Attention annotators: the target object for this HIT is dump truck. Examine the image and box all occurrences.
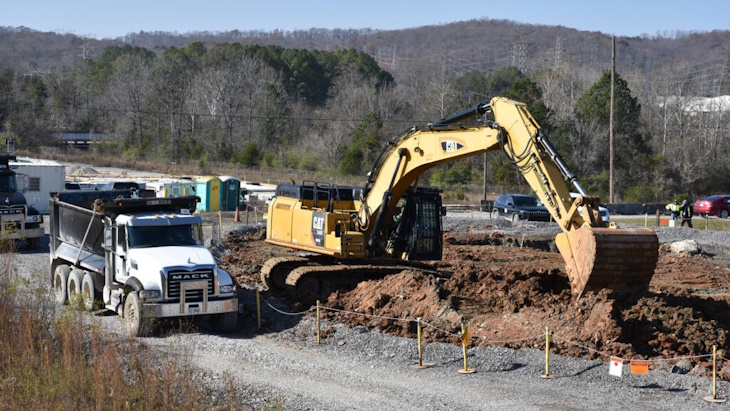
[0,152,44,249]
[263,97,659,302]
[49,190,238,336]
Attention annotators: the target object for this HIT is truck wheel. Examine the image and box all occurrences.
[123,291,148,337]
[491,209,499,219]
[67,269,83,307]
[511,213,520,223]
[27,237,41,250]
[81,273,97,311]
[721,210,729,219]
[212,312,238,333]
[54,265,70,305]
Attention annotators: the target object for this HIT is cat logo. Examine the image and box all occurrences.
[311,212,326,247]
[312,216,325,230]
[441,141,463,153]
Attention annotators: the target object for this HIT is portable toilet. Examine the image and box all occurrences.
[195,176,221,212]
[219,176,241,211]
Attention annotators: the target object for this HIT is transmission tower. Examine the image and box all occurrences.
[551,37,565,69]
[512,29,532,73]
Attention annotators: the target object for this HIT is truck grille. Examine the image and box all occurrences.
[526,210,551,221]
[0,205,24,214]
[0,206,24,232]
[167,269,214,301]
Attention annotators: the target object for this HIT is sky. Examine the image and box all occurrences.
[2,0,729,39]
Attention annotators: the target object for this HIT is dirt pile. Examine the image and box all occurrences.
[221,229,730,376]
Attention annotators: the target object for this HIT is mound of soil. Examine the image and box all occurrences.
[221,229,730,376]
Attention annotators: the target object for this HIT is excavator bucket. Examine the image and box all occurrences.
[555,226,659,299]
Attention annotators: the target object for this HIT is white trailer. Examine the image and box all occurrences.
[147,178,197,198]
[11,157,66,214]
[240,182,276,204]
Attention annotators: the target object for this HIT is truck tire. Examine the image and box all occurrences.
[123,291,148,337]
[67,269,83,307]
[27,237,41,250]
[81,272,97,311]
[511,213,520,223]
[53,265,70,305]
[212,312,238,333]
[491,209,499,219]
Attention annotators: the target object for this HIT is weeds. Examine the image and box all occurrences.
[0,243,276,410]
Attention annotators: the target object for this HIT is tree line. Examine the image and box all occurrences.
[1,39,729,203]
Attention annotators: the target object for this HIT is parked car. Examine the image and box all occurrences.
[693,195,730,218]
[570,193,610,223]
[491,193,551,222]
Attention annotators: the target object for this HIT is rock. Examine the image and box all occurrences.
[669,240,701,255]
[671,358,693,374]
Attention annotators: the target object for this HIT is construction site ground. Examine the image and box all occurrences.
[220,213,730,380]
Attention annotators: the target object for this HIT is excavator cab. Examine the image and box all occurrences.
[385,187,443,261]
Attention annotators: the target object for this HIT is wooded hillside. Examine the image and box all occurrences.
[1,19,729,201]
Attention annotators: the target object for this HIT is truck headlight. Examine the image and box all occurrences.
[139,290,161,300]
[219,285,234,294]
[26,214,43,223]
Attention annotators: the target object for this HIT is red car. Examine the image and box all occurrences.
[693,195,730,218]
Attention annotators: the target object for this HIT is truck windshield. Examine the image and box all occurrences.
[127,224,203,248]
[0,174,17,192]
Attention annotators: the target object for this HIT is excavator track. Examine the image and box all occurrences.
[261,256,428,306]
[260,256,312,290]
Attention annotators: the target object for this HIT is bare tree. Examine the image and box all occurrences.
[109,53,151,150]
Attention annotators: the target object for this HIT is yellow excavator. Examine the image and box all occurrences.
[263,97,658,302]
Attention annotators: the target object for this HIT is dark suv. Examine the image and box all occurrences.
[491,194,551,222]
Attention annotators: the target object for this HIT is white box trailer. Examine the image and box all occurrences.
[147,178,197,198]
[240,182,276,204]
[12,157,66,214]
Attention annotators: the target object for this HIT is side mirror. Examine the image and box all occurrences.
[441,206,447,216]
[104,228,113,250]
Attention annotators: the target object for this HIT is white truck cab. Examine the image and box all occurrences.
[50,191,238,336]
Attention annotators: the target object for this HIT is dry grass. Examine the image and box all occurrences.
[0,238,273,410]
[34,149,360,188]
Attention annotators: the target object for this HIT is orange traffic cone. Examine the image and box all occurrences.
[234,206,240,223]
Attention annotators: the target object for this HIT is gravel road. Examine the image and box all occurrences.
[16,214,730,410]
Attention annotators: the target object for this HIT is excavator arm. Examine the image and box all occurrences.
[361,97,658,298]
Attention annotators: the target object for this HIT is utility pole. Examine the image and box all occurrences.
[483,153,487,203]
[609,36,615,203]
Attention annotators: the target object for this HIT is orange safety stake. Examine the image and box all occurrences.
[458,323,475,374]
[704,345,727,403]
[234,206,240,222]
[411,318,433,369]
[540,325,554,379]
